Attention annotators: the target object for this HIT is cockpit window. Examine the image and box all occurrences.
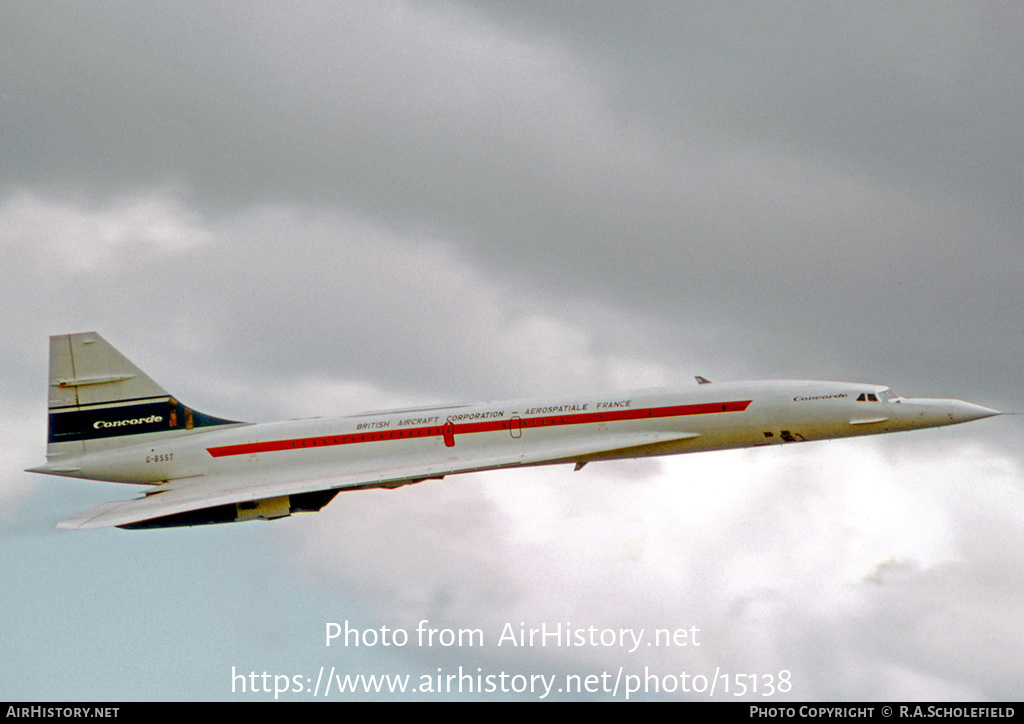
[878,389,898,402]
[858,389,897,402]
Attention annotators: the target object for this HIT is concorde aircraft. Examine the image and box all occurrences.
[27,332,1000,530]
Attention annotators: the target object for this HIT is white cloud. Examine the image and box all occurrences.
[0,401,45,522]
[284,435,1024,699]
[0,190,212,273]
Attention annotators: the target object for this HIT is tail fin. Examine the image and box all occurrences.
[45,332,240,459]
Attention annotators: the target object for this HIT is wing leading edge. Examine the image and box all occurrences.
[57,430,701,529]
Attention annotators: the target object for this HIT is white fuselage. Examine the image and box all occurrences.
[49,380,998,487]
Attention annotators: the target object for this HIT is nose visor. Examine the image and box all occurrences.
[906,398,1001,427]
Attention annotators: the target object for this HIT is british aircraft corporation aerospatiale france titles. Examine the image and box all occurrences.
[27,333,1001,530]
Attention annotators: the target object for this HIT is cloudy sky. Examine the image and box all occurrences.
[2,0,1022,701]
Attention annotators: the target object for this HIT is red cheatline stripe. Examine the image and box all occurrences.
[206,400,752,458]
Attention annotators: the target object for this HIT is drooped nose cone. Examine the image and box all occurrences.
[948,400,1001,424]
[901,398,1002,429]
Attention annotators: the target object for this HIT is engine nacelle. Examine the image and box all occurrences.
[236,495,291,522]
[118,489,340,529]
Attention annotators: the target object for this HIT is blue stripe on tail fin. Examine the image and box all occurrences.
[46,332,240,458]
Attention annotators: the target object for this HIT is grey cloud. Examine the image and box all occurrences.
[4,3,1021,405]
